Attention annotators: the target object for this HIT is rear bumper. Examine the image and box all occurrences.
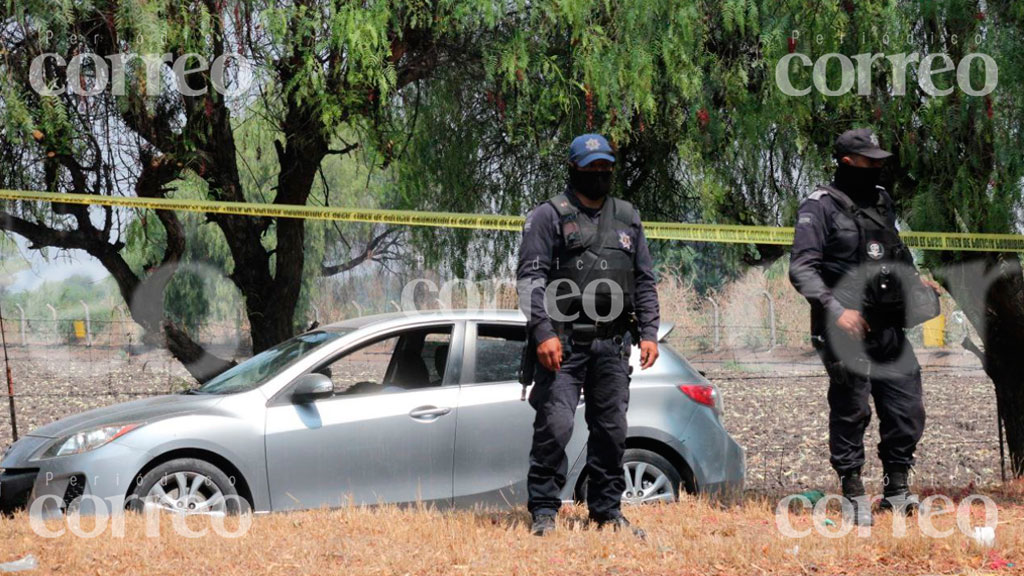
[684,408,746,496]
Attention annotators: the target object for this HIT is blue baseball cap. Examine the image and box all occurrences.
[568,133,616,167]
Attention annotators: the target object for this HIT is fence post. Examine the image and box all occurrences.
[14,304,25,346]
[707,297,720,352]
[116,306,130,357]
[311,304,320,324]
[116,306,128,346]
[46,303,57,344]
[79,300,92,347]
[761,291,777,350]
[351,301,363,317]
[390,300,402,312]
[0,302,19,441]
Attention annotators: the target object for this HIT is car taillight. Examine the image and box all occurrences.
[678,384,715,407]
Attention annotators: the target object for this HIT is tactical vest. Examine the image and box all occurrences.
[547,192,636,323]
[816,185,909,323]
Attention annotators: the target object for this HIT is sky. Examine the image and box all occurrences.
[2,235,111,293]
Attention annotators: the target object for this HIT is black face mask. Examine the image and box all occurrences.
[834,162,882,204]
[569,168,613,200]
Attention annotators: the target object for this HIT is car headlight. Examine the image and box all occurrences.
[39,424,141,459]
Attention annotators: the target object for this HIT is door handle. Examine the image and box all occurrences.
[409,406,452,420]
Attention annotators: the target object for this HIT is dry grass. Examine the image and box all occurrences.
[2,489,1023,575]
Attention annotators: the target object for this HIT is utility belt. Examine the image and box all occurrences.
[518,314,641,401]
[554,315,638,345]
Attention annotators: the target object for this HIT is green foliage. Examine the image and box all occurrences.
[4,274,120,330]
[3,0,1022,339]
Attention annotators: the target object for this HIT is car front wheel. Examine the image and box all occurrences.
[128,458,248,515]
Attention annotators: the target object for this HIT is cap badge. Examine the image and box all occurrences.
[585,138,601,151]
[869,133,879,147]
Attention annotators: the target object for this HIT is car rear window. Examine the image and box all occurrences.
[472,324,526,384]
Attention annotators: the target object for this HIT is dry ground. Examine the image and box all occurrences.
[1,490,1023,575]
[696,346,1002,493]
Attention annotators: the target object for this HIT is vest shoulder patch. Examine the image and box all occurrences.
[611,198,635,226]
[547,193,576,218]
[807,188,829,201]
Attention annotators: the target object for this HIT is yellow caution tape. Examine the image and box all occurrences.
[2,189,1023,252]
[0,189,526,232]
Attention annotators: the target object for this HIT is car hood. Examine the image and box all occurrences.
[26,393,221,439]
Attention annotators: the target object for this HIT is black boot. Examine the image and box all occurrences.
[880,466,919,515]
[589,513,647,540]
[530,512,556,537]
[839,468,873,526]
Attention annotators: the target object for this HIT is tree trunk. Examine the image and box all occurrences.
[93,243,236,383]
[936,252,1024,476]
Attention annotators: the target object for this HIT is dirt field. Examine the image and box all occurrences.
[0,344,1002,494]
[692,346,1002,494]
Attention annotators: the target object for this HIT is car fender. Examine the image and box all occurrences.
[564,425,706,498]
[626,425,706,489]
[123,414,269,511]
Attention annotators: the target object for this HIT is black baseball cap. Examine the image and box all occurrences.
[834,128,893,160]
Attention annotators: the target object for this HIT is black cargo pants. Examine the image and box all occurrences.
[527,330,632,520]
[815,324,925,474]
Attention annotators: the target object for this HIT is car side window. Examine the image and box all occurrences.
[312,325,453,396]
[472,324,526,384]
[420,332,452,386]
[312,336,400,395]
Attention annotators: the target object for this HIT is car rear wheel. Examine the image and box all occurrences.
[576,448,682,505]
[128,458,248,515]
[621,449,681,505]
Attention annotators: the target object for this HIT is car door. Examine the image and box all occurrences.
[264,322,463,511]
[452,321,588,507]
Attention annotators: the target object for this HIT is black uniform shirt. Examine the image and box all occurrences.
[789,184,914,330]
[516,190,660,344]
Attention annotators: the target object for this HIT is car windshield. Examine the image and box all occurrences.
[197,330,347,395]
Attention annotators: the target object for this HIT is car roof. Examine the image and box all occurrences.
[321,309,527,332]
[320,309,675,342]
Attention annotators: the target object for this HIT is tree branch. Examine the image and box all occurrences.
[322,228,402,277]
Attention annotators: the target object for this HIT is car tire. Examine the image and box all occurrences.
[128,458,248,515]
[577,448,683,506]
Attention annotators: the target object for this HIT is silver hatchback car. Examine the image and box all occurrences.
[0,310,744,517]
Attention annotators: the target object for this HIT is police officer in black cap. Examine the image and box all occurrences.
[517,133,660,537]
[790,128,941,526]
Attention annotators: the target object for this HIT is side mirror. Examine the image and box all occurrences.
[291,373,334,403]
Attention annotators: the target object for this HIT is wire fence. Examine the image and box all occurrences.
[1,314,248,351]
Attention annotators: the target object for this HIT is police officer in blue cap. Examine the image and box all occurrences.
[516,134,661,537]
